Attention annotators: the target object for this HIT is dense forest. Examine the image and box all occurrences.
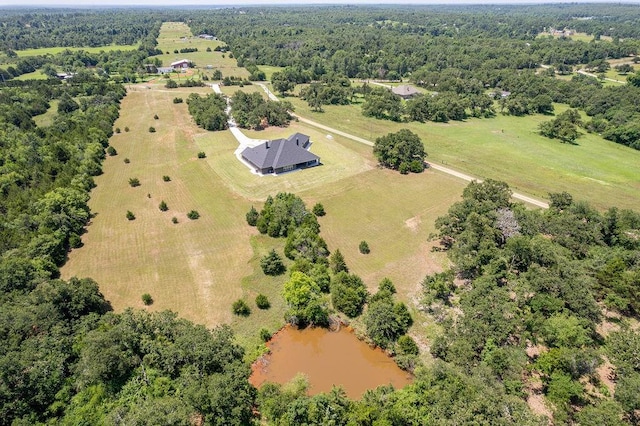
[1,4,640,424]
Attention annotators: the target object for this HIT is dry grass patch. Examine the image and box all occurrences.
[61,84,254,327]
[154,22,249,79]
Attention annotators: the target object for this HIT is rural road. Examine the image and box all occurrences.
[254,84,549,208]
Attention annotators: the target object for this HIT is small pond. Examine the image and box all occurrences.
[250,326,412,399]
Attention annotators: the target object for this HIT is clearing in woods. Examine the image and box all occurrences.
[61,78,464,346]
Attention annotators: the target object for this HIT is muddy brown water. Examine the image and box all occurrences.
[249,326,412,399]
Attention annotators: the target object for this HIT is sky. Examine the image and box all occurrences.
[0,0,636,6]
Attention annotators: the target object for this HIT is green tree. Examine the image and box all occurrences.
[256,294,270,309]
[283,271,328,326]
[359,240,370,254]
[159,201,168,211]
[246,206,259,226]
[261,249,286,276]
[329,249,348,274]
[330,272,368,318]
[312,203,326,217]
[373,129,426,172]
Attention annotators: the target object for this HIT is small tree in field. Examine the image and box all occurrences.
[148,126,156,133]
[162,175,171,182]
[256,294,270,309]
[115,127,121,133]
[312,203,326,217]
[106,146,117,156]
[128,177,140,187]
[261,249,286,276]
[159,201,168,211]
[153,114,159,120]
[232,299,251,316]
[259,328,272,342]
[124,158,130,164]
[124,126,130,132]
[359,240,370,254]
[187,210,200,220]
[246,206,259,226]
[141,293,153,305]
[197,151,206,159]
[171,217,178,224]
[126,210,136,220]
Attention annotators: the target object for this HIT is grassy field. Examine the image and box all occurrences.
[15,44,138,57]
[61,81,463,353]
[15,69,48,80]
[283,94,640,211]
[258,65,284,81]
[153,22,249,79]
[33,100,59,127]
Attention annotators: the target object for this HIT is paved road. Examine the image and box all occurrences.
[256,83,550,208]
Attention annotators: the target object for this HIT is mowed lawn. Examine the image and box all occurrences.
[153,22,249,79]
[285,95,640,211]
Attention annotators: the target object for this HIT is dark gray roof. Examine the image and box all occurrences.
[241,134,319,170]
[286,132,310,148]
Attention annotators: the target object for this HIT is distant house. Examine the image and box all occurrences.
[198,34,216,40]
[391,84,420,99]
[241,133,320,175]
[171,59,190,69]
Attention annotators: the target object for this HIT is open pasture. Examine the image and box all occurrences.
[15,44,138,57]
[285,95,640,211]
[154,22,249,79]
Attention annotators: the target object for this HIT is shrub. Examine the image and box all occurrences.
[261,249,286,276]
[173,97,183,104]
[232,299,251,316]
[162,175,171,182]
[126,210,136,220]
[124,158,130,164]
[165,79,178,89]
[124,126,130,132]
[359,240,370,254]
[106,146,117,156]
[153,114,159,120]
[141,293,153,305]
[159,201,168,211]
[246,206,258,226]
[128,177,140,187]
[256,294,270,309]
[397,335,419,355]
[259,328,271,342]
[171,217,178,224]
[409,160,425,173]
[187,210,200,220]
[206,46,212,52]
[197,151,206,159]
[115,127,121,133]
[312,202,326,217]
[148,126,156,133]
